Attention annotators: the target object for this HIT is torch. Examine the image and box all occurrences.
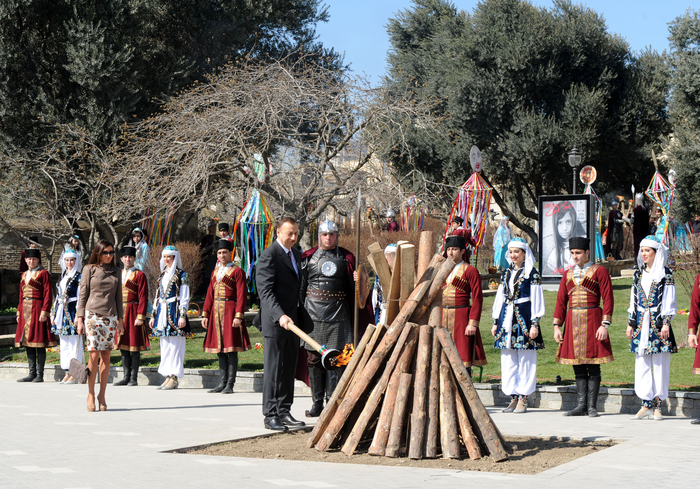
[285,321,353,370]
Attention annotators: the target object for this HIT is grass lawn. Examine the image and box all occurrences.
[2,277,699,389]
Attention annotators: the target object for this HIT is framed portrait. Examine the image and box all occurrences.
[538,194,597,280]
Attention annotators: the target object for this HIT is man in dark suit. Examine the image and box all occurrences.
[256,217,312,431]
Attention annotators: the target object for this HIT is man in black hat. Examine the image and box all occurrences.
[19,236,41,273]
[442,235,486,373]
[219,223,233,241]
[114,246,150,386]
[552,236,614,417]
[15,248,57,382]
[448,217,477,254]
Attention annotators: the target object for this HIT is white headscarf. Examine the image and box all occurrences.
[160,245,182,290]
[505,238,536,279]
[61,248,82,276]
[637,235,667,282]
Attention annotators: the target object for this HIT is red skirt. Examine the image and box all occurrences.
[555,306,613,365]
[693,347,700,375]
[115,303,150,352]
[202,301,251,353]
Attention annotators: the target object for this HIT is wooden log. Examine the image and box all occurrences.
[417,231,435,282]
[452,376,482,460]
[409,258,456,323]
[368,242,383,253]
[343,323,419,456]
[314,255,444,452]
[408,324,432,459]
[307,324,377,448]
[349,323,385,391]
[367,249,392,296]
[439,352,461,459]
[385,244,403,324]
[424,330,441,458]
[368,371,400,455]
[435,327,509,462]
[385,373,413,458]
[399,244,415,310]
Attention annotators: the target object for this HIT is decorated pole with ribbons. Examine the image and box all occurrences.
[580,165,605,261]
[645,150,675,247]
[400,194,425,232]
[142,207,177,246]
[232,189,275,293]
[442,146,492,250]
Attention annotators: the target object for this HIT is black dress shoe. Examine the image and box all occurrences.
[264,417,289,431]
[279,414,306,427]
[691,419,700,425]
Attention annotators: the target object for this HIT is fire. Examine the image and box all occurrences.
[331,343,355,367]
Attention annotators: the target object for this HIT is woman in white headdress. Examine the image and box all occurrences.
[51,248,83,384]
[627,235,677,421]
[149,245,190,390]
[128,228,150,271]
[491,237,545,414]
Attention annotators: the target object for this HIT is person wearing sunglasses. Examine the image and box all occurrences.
[76,240,124,412]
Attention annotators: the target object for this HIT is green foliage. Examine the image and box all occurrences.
[668,9,700,221]
[0,0,331,148]
[384,0,670,237]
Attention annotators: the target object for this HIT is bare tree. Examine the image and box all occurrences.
[112,51,437,245]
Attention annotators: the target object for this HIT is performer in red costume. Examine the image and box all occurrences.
[686,272,700,424]
[15,248,56,383]
[201,239,250,394]
[114,246,150,386]
[441,235,486,374]
[553,237,614,417]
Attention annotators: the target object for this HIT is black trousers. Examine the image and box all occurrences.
[262,335,299,421]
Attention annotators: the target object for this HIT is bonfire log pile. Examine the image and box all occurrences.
[307,232,509,462]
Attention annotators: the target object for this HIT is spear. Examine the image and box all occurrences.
[354,186,361,346]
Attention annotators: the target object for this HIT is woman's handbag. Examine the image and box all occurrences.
[68,358,89,384]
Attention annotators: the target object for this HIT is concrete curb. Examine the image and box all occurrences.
[3,362,700,417]
[0,362,311,396]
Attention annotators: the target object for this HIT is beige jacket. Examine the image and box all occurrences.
[77,264,124,318]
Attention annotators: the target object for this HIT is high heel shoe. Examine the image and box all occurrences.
[87,394,96,412]
[98,395,107,411]
[653,409,663,421]
[630,407,653,420]
[157,375,171,390]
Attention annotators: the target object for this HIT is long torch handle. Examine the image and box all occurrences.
[286,321,324,353]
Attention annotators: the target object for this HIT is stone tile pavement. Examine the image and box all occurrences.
[0,379,697,489]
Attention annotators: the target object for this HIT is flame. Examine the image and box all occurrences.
[331,343,355,367]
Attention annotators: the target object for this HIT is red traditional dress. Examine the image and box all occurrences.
[442,261,486,367]
[553,263,614,365]
[14,267,57,348]
[452,227,477,248]
[115,267,150,352]
[688,274,700,374]
[201,264,251,353]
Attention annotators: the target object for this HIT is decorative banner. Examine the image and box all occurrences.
[232,189,275,293]
[443,172,492,248]
[645,171,675,247]
[579,165,597,185]
[400,194,424,232]
[470,145,483,173]
[142,207,176,246]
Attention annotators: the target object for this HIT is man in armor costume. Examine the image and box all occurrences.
[385,209,400,232]
[300,219,357,417]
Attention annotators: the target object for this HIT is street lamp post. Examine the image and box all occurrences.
[568,147,582,194]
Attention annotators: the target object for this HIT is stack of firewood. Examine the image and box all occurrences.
[306,232,508,462]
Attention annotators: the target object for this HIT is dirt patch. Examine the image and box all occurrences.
[179,429,616,474]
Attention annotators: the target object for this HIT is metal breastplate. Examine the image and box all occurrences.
[304,248,350,322]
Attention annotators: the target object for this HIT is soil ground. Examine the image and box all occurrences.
[181,429,617,474]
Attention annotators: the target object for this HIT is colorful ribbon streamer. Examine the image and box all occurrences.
[400,194,424,232]
[232,189,275,293]
[443,172,492,248]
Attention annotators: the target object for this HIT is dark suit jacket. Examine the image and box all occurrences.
[255,240,313,338]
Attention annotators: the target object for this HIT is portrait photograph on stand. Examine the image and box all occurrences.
[538,194,597,279]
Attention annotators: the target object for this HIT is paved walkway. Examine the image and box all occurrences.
[0,379,696,489]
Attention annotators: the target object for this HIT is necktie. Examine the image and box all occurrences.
[287,250,298,277]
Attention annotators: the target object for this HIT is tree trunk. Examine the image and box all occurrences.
[385,372,413,458]
[408,324,432,459]
[439,352,460,459]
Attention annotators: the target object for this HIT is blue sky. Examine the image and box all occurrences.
[315,0,695,84]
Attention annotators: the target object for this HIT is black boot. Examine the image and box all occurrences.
[129,352,140,386]
[564,377,588,416]
[208,353,228,393]
[222,352,237,394]
[32,348,46,383]
[114,351,131,385]
[305,365,325,417]
[325,367,341,401]
[18,348,37,382]
[587,376,601,417]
